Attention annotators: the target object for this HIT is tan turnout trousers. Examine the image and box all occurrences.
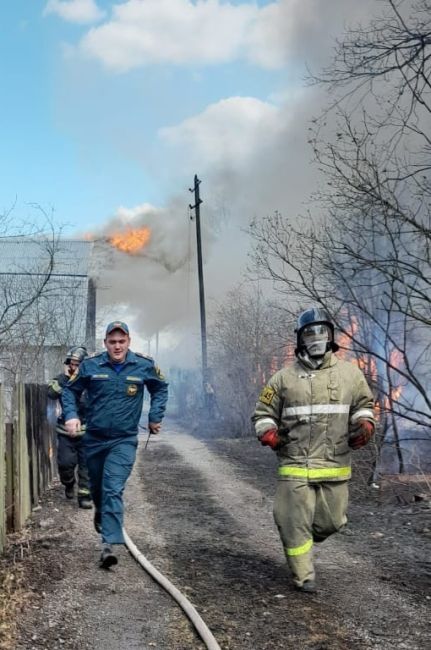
[273,479,349,587]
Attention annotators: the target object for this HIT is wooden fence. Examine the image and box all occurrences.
[0,383,57,553]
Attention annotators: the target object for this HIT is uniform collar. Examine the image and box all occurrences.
[322,351,336,368]
[99,350,137,366]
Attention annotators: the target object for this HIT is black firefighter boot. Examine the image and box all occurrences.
[93,510,102,534]
[295,580,316,594]
[64,482,75,500]
[77,489,93,509]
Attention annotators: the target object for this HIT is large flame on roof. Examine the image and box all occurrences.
[108,226,151,255]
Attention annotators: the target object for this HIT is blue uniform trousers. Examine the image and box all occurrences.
[83,434,138,544]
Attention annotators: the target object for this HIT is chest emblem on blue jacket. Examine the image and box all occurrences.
[127,384,138,396]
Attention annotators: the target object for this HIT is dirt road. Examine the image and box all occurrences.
[9,421,431,649]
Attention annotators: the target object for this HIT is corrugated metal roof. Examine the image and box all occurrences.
[0,238,93,276]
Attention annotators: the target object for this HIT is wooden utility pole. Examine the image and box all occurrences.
[189,175,208,398]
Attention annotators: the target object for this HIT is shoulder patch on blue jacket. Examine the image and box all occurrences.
[155,366,165,380]
[136,352,153,361]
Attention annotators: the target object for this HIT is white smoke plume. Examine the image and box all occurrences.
[85,197,217,362]
[74,0,379,365]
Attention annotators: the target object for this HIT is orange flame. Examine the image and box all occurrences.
[335,320,405,421]
[389,348,403,370]
[109,227,151,255]
[284,342,296,365]
[385,348,403,408]
[337,317,359,358]
[270,356,278,376]
[351,355,378,382]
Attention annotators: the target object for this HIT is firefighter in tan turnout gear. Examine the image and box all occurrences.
[252,308,375,593]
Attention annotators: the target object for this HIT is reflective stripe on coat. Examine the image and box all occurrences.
[252,353,375,481]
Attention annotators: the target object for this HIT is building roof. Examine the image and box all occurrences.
[0,238,93,276]
[0,238,95,347]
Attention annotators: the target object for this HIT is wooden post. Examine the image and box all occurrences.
[26,385,39,506]
[0,386,5,553]
[5,424,13,532]
[13,383,31,531]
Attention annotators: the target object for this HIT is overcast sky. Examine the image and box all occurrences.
[0,0,378,360]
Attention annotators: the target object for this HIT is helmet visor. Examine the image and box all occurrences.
[301,324,330,340]
[300,324,330,357]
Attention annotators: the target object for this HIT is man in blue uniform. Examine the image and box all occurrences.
[62,321,168,569]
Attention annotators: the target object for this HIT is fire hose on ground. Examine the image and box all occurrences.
[131,427,221,648]
[122,529,221,650]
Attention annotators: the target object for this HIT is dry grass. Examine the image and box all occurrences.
[378,474,431,504]
[0,536,33,650]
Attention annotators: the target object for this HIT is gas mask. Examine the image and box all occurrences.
[300,324,330,358]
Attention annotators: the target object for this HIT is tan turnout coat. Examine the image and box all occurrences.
[252,353,375,482]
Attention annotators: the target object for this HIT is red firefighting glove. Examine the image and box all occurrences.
[349,419,374,450]
[259,429,282,450]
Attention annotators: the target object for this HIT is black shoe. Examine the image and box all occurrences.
[99,547,118,569]
[94,512,102,534]
[78,496,93,509]
[64,485,75,499]
[295,580,316,593]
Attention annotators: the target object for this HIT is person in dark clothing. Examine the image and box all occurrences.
[48,346,92,509]
[62,322,168,569]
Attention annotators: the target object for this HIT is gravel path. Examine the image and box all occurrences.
[143,425,430,650]
[8,421,431,649]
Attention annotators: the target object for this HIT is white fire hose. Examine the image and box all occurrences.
[123,528,221,650]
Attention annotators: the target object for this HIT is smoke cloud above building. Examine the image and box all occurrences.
[64,0,378,363]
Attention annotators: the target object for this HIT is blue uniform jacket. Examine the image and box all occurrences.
[61,350,168,437]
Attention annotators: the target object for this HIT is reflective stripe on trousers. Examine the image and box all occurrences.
[286,538,313,556]
[274,479,349,587]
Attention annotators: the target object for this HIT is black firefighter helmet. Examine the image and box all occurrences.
[295,307,339,355]
[64,345,88,365]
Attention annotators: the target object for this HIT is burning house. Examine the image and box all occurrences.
[107,226,151,255]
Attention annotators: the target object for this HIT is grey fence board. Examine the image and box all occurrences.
[0,383,57,551]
